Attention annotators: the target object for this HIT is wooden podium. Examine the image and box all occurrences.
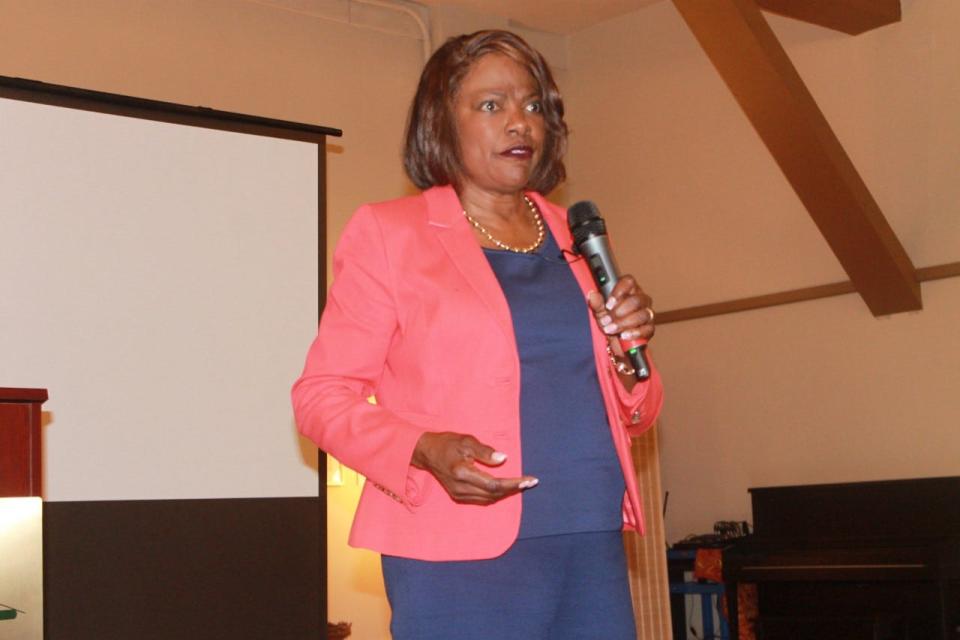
[0,387,47,497]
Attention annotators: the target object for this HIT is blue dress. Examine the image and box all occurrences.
[382,227,635,639]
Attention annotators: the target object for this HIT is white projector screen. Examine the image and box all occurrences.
[0,95,321,501]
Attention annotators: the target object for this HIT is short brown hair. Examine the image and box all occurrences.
[403,30,568,194]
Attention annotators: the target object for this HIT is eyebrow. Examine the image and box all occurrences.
[471,89,540,100]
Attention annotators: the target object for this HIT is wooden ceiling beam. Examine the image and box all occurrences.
[671,0,920,316]
[756,0,901,35]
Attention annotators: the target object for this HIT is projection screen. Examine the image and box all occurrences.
[0,83,330,502]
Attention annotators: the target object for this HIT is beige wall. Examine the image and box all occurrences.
[566,0,960,542]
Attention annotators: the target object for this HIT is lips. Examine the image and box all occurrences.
[500,145,534,159]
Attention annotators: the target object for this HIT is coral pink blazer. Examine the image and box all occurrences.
[292,185,663,561]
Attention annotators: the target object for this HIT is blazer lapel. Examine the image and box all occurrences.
[423,186,516,342]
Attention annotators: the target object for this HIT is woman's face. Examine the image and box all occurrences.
[453,53,546,197]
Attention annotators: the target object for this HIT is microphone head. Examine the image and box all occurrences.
[568,200,606,249]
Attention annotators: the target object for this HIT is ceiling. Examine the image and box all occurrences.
[414,0,663,34]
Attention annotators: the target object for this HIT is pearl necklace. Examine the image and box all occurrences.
[463,195,545,254]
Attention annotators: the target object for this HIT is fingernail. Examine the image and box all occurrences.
[605,297,617,310]
[604,323,620,334]
[491,451,507,463]
[621,329,641,340]
[599,315,612,326]
[519,478,539,489]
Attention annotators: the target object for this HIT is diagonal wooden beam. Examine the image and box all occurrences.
[756,0,901,35]
[671,0,921,316]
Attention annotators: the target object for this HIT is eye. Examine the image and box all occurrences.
[480,100,499,112]
[526,101,543,114]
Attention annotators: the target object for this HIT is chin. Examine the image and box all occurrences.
[495,172,534,193]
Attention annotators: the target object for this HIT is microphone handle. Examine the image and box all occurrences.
[579,236,651,381]
[623,339,651,381]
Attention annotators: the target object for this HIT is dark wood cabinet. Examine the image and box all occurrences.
[723,477,960,639]
[0,387,47,497]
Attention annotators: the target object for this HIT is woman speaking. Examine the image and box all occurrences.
[293,29,663,640]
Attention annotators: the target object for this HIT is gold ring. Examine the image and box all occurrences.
[645,307,655,324]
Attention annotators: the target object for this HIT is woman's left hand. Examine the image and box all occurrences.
[586,275,655,344]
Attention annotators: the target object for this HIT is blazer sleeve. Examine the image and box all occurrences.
[291,205,427,504]
[603,352,665,437]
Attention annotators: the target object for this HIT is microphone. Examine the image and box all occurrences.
[568,200,651,381]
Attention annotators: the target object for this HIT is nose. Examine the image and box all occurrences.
[506,104,531,136]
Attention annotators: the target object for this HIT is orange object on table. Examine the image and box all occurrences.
[694,548,758,640]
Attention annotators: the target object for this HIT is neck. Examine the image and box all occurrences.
[457,185,545,254]
[456,185,527,224]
